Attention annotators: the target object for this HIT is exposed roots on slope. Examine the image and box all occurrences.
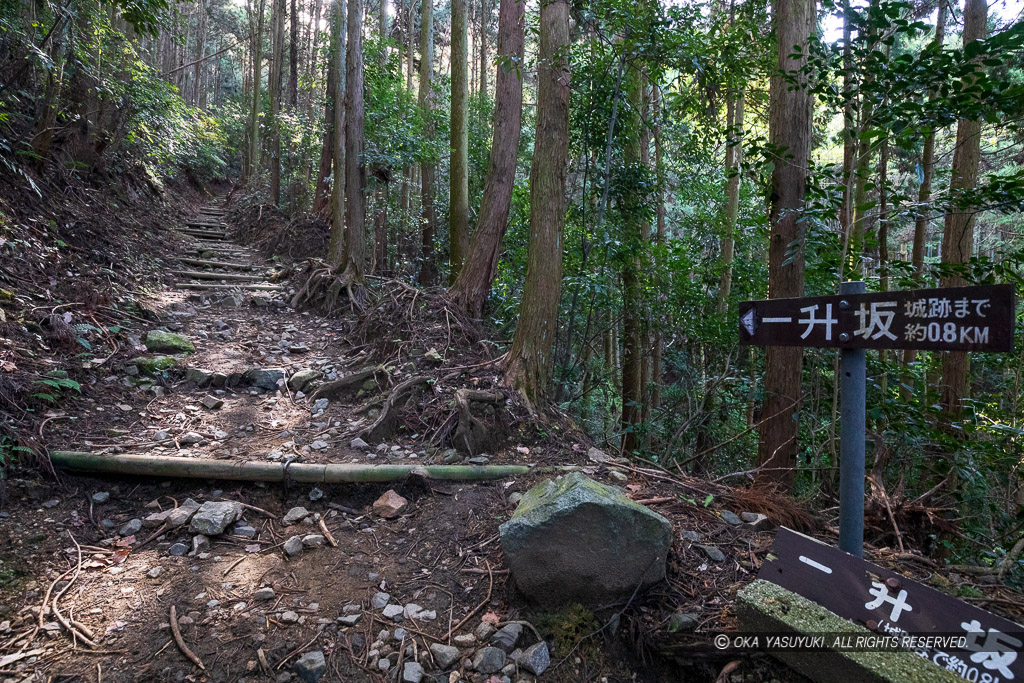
[290,259,367,314]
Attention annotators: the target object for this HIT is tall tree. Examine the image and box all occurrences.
[448,0,525,317]
[289,0,298,107]
[620,69,646,455]
[479,0,487,97]
[449,0,470,283]
[756,0,816,488]
[269,0,285,204]
[940,0,987,417]
[341,0,366,297]
[327,0,347,265]
[245,0,266,182]
[503,0,570,404]
[416,0,438,285]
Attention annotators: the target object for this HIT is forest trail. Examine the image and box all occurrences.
[2,196,773,682]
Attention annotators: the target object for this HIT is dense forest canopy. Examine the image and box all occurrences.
[3,0,1024,570]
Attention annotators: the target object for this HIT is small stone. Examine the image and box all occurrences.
[372,592,391,609]
[185,367,214,386]
[608,470,628,482]
[471,647,506,674]
[403,604,423,619]
[453,634,476,647]
[283,536,304,557]
[394,627,408,642]
[201,395,224,410]
[337,613,362,626]
[372,490,409,519]
[233,524,257,538]
[719,510,742,526]
[377,659,391,672]
[429,644,460,669]
[311,398,329,415]
[254,587,276,601]
[350,437,370,449]
[508,492,523,506]
[288,368,320,392]
[308,487,324,501]
[302,534,325,548]
[491,623,522,653]
[189,501,243,535]
[517,641,550,676]
[668,612,700,632]
[696,544,726,563]
[168,543,189,556]
[191,534,211,555]
[280,610,300,624]
[147,566,164,578]
[283,507,311,525]
[42,498,61,508]
[310,440,328,450]
[466,456,490,465]
[382,604,404,621]
[741,512,771,531]
[680,530,702,543]
[119,519,143,536]
[153,430,171,442]
[402,661,424,683]
[475,622,496,641]
[293,650,327,683]
[244,368,286,390]
[144,330,195,354]
[91,491,111,504]
[179,432,204,446]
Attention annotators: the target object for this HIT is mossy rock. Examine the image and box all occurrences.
[499,472,672,606]
[144,330,195,355]
[129,355,182,376]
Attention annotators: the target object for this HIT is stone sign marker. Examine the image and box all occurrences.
[761,528,1024,682]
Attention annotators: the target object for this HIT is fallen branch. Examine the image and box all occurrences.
[170,605,206,670]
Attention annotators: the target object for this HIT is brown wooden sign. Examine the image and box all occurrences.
[761,528,1024,681]
[739,284,1014,352]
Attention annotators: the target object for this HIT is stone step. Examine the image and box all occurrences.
[172,270,266,281]
[174,282,283,292]
[179,257,259,270]
[182,231,230,240]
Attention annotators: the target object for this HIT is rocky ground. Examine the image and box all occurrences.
[2,196,1021,683]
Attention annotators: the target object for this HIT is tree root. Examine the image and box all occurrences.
[358,375,432,442]
[308,366,378,402]
[453,388,504,455]
[291,259,366,313]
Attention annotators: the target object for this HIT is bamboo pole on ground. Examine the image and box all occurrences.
[48,451,564,483]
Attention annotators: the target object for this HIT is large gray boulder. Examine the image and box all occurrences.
[188,501,243,535]
[499,472,672,606]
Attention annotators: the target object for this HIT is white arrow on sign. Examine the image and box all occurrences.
[741,308,757,336]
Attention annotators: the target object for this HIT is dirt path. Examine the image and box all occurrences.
[0,198,794,682]
[0,198,568,683]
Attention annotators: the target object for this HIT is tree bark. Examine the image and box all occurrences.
[911,1,947,275]
[449,0,470,283]
[717,91,743,316]
[417,0,438,286]
[269,0,285,204]
[313,55,337,214]
[327,0,348,266]
[342,0,367,291]
[448,0,525,317]
[940,0,986,418]
[620,69,646,455]
[502,0,570,405]
[246,0,266,182]
[289,0,299,107]
[756,0,815,489]
[479,0,487,97]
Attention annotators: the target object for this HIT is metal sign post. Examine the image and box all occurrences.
[740,283,1014,558]
[838,281,866,556]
